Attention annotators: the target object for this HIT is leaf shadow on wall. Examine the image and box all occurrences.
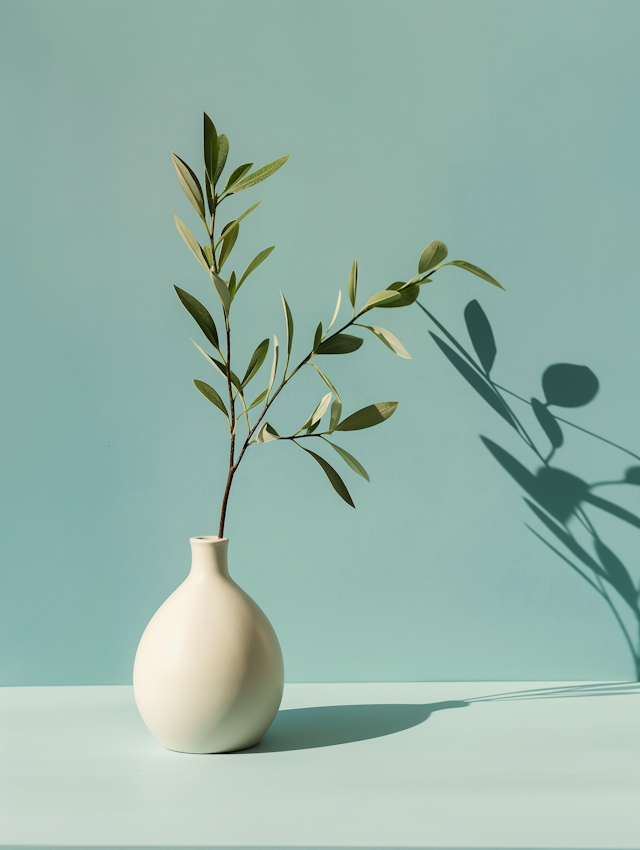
[416,299,640,682]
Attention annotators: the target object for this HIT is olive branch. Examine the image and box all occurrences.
[171,112,503,537]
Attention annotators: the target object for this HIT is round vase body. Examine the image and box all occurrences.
[133,537,284,753]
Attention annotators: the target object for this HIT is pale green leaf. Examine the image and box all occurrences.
[174,286,219,349]
[203,113,219,188]
[242,338,270,387]
[358,324,411,359]
[173,215,209,271]
[202,245,213,268]
[171,153,206,222]
[309,363,341,402]
[335,401,399,431]
[191,339,226,379]
[327,290,342,332]
[437,260,504,290]
[193,380,228,419]
[298,445,355,507]
[228,155,290,193]
[310,392,332,428]
[211,270,231,315]
[348,259,358,313]
[256,422,280,443]
[268,335,279,395]
[323,439,370,481]
[419,240,448,274]
[361,290,401,311]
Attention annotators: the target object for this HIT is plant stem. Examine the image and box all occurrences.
[216,310,366,534]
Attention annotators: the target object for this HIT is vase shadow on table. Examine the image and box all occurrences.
[240,700,469,753]
[238,681,640,754]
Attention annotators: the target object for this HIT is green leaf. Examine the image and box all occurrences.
[418,240,448,274]
[214,202,262,250]
[228,155,290,193]
[542,364,599,408]
[532,397,563,449]
[316,333,363,355]
[193,380,228,419]
[379,282,420,308]
[211,270,231,315]
[174,286,219,349]
[214,133,229,186]
[268,335,279,395]
[173,215,210,271]
[335,401,399,431]
[358,325,411,359]
[203,113,219,189]
[256,422,280,443]
[191,340,242,393]
[206,177,215,217]
[224,163,253,193]
[362,290,402,311]
[191,339,227,379]
[247,388,268,411]
[464,300,496,373]
[329,398,342,431]
[202,245,213,268]
[430,333,516,427]
[327,290,342,332]
[309,363,341,402]
[228,271,237,299]
[348,259,358,313]
[437,260,504,290]
[236,246,275,293]
[171,153,206,222]
[242,338,270,387]
[280,291,294,369]
[218,222,239,270]
[324,439,370,482]
[313,322,323,351]
[299,446,355,507]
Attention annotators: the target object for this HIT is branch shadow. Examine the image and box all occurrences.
[238,700,469,753]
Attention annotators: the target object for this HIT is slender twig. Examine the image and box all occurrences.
[216,309,369,528]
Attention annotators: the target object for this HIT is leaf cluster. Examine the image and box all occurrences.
[170,113,504,524]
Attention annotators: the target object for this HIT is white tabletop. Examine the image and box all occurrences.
[1,681,639,849]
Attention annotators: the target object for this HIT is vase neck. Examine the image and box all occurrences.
[189,537,229,579]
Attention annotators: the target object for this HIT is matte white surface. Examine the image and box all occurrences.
[1,681,639,848]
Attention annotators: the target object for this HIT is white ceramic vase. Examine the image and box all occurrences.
[133,536,284,753]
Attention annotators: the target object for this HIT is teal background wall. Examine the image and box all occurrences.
[2,0,639,685]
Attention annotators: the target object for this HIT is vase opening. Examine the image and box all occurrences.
[192,536,228,543]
